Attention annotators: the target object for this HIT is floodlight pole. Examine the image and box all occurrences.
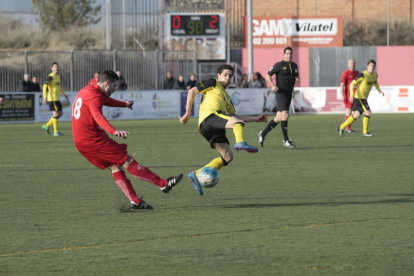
[247,0,253,76]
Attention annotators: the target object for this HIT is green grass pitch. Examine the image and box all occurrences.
[1,113,413,275]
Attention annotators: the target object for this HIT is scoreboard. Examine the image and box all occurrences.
[164,13,226,60]
[170,15,220,36]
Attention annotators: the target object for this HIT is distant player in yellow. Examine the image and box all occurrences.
[336,59,384,137]
[179,64,268,195]
[42,62,69,136]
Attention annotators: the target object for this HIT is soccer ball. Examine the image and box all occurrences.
[198,167,219,188]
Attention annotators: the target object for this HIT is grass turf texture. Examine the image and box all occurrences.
[1,113,413,275]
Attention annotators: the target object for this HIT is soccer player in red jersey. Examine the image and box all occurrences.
[340,59,359,133]
[72,70,183,210]
[88,71,100,85]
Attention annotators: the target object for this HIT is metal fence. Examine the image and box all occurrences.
[309,47,377,87]
[0,50,196,92]
[105,0,246,50]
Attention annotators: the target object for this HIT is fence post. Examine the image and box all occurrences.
[70,49,74,92]
[24,50,28,75]
[113,49,118,71]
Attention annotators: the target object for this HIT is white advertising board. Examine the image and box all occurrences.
[1,86,413,124]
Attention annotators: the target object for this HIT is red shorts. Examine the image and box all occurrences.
[76,138,129,170]
[343,91,353,109]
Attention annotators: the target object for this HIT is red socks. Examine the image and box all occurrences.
[112,171,141,204]
[126,160,167,188]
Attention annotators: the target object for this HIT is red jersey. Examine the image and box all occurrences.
[341,69,359,95]
[72,84,127,149]
[88,78,98,85]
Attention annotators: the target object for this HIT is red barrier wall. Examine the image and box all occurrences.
[242,48,310,88]
[377,46,414,86]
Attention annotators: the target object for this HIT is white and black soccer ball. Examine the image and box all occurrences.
[197,167,219,188]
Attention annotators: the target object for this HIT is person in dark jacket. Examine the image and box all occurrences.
[186,74,197,89]
[173,75,186,89]
[164,71,175,89]
[116,71,128,90]
[31,76,42,92]
[258,47,300,149]
[20,74,33,92]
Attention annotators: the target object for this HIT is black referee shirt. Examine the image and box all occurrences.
[267,60,299,92]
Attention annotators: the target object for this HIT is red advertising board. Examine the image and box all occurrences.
[245,16,343,48]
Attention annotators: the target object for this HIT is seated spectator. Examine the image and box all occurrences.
[88,71,100,85]
[173,75,186,89]
[186,74,197,89]
[248,72,266,88]
[20,74,33,92]
[31,76,42,92]
[116,70,128,90]
[164,71,175,89]
[236,74,249,88]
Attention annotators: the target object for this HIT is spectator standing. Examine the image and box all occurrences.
[20,74,33,92]
[236,74,249,88]
[186,74,197,89]
[116,71,128,90]
[31,76,42,92]
[173,75,186,89]
[164,71,175,89]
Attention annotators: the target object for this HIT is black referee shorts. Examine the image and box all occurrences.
[200,111,232,148]
[352,99,370,114]
[276,89,293,112]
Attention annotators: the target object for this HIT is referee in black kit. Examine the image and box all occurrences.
[258,46,300,148]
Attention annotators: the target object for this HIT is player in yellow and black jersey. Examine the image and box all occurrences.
[337,59,384,137]
[179,64,268,196]
[42,62,69,136]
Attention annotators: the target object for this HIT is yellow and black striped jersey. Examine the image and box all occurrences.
[349,71,381,99]
[196,78,236,132]
[43,73,66,101]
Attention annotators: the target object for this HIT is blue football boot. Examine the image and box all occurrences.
[233,141,258,153]
[188,171,203,196]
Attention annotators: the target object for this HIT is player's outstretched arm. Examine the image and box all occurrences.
[178,87,198,124]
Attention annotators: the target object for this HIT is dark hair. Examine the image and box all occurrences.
[98,70,119,83]
[217,64,234,75]
[367,59,376,66]
[254,72,263,79]
[51,62,59,67]
[284,47,293,54]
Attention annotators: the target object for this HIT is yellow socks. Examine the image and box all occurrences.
[340,116,355,130]
[233,123,244,143]
[52,117,58,134]
[363,116,370,134]
[45,117,53,128]
[195,157,224,177]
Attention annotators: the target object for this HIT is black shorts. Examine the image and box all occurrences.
[200,111,232,148]
[47,101,62,112]
[276,89,293,112]
[352,99,370,113]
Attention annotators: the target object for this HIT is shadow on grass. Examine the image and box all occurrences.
[220,196,414,209]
